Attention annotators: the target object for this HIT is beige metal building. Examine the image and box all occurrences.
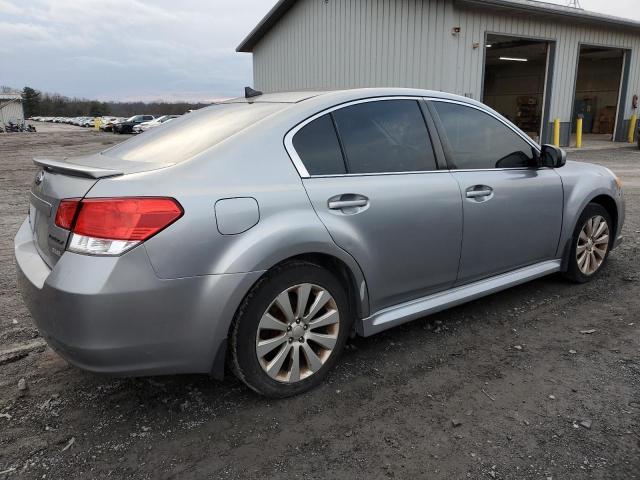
[237,0,640,146]
[0,93,24,126]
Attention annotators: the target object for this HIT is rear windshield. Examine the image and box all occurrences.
[102,103,286,163]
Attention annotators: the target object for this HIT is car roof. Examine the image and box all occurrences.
[228,87,529,148]
[221,87,485,109]
[221,91,327,104]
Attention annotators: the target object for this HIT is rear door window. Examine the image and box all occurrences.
[432,101,535,169]
[332,100,437,174]
[292,114,346,175]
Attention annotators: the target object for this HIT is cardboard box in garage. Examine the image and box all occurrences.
[594,106,617,134]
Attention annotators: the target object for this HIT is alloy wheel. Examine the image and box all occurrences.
[576,215,609,275]
[255,283,340,383]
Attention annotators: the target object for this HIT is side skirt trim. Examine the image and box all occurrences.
[358,260,561,337]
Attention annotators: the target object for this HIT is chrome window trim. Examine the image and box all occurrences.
[284,96,436,179]
[303,166,541,179]
[283,95,541,179]
[302,170,450,179]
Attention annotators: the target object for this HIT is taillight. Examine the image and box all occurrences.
[54,199,81,230]
[55,197,183,256]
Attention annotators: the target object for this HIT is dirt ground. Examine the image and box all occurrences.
[0,124,638,479]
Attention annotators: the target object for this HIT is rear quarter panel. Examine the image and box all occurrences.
[85,114,369,312]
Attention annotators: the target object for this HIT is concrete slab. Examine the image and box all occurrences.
[565,133,636,152]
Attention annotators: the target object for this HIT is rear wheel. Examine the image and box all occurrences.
[564,203,612,283]
[230,261,351,398]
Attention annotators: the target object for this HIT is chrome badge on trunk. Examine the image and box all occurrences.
[34,170,45,186]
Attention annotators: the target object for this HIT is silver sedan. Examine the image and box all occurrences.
[15,88,625,397]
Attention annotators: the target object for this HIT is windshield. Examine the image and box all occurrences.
[103,102,286,164]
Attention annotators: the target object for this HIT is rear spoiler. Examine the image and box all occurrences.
[33,158,123,179]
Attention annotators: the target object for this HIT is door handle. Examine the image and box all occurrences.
[465,189,493,199]
[327,194,369,211]
[328,199,368,209]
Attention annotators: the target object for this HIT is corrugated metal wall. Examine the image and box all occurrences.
[252,0,640,125]
[0,99,25,124]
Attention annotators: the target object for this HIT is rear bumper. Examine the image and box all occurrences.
[14,218,262,377]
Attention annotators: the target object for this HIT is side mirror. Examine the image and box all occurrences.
[539,144,567,168]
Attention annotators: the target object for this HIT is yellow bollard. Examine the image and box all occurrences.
[576,116,583,149]
[94,117,101,131]
[553,118,560,147]
[628,114,637,143]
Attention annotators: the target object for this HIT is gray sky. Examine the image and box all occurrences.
[1,0,638,102]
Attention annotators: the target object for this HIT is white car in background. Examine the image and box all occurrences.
[101,117,125,132]
[99,116,118,129]
[133,115,180,133]
[80,117,97,127]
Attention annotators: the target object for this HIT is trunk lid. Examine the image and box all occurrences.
[29,156,127,267]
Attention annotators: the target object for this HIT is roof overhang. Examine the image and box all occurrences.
[0,96,22,109]
[236,0,296,53]
[455,0,640,31]
[237,0,640,53]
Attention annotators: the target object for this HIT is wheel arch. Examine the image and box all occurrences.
[211,250,369,379]
[277,252,367,322]
[559,192,619,271]
[241,251,369,328]
[588,194,618,237]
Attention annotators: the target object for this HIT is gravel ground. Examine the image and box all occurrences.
[0,124,638,479]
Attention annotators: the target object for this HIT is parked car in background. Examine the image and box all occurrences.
[101,117,125,132]
[69,117,91,127]
[113,115,155,134]
[15,88,625,398]
[99,116,117,130]
[132,115,179,133]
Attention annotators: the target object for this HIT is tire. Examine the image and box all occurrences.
[563,203,613,283]
[230,261,351,398]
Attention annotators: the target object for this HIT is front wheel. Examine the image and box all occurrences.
[563,203,613,283]
[230,262,351,398]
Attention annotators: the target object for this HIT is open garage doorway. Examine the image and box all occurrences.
[482,34,553,143]
[571,45,625,146]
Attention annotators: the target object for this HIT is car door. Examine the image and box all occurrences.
[428,100,563,284]
[287,98,463,312]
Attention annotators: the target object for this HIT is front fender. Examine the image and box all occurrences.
[556,161,624,259]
